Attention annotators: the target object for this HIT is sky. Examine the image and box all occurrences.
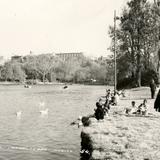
[0,0,128,59]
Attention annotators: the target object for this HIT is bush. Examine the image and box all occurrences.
[117,77,137,90]
[117,69,158,89]
[141,69,158,86]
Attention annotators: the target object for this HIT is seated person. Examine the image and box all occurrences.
[125,101,137,114]
[110,91,119,106]
[94,101,105,120]
[98,98,109,115]
[137,99,148,115]
[100,90,111,111]
[106,89,112,101]
[117,89,126,97]
[101,89,111,101]
[104,100,110,113]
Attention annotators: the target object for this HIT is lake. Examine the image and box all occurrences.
[0,84,109,160]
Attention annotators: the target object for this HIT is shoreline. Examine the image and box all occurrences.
[80,87,160,160]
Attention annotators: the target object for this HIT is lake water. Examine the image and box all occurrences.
[0,84,109,160]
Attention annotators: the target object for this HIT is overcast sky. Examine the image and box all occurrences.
[0,0,128,58]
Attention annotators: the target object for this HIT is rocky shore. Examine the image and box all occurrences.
[80,87,160,160]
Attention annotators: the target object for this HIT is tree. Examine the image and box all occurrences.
[2,61,26,82]
[12,63,26,82]
[109,0,160,87]
[23,54,58,83]
[3,62,14,81]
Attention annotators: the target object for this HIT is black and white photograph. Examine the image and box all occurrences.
[0,0,160,159]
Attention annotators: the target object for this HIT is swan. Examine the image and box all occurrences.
[39,102,45,107]
[16,111,22,118]
[40,108,49,115]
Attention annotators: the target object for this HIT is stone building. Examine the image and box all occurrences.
[55,52,84,61]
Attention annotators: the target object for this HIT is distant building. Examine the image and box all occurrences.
[55,52,84,61]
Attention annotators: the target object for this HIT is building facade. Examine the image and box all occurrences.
[55,52,84,61]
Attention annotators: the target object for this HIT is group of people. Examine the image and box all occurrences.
[94,91,149,120]
[94,89,122,120]
[94,78,160,121]
[126,79,160,115]
[70,89,123,126]
[125,99,148,116]
[71,79,160,127]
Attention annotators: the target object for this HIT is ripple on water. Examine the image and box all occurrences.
[0,84,109,160]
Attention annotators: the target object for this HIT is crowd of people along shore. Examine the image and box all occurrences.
[71,79,160,127]
[94,79,160,121]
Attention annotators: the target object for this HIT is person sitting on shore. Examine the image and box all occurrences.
[110,91,119,106]
[117,89,126,98]
[94,101,105,120]
[104,99,110,114]
[103,89,111,100]
[137,99,148,116]
[125,101,137,115]
[100,89,112,111]
[101,89,111,101]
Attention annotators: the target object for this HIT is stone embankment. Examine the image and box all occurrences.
[80,88,160,160]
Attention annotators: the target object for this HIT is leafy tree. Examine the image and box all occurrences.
[23,54,59,83]
[12,63,26,82]
[109,0,160,87]
[3,62,14,81]
[2,61,26,82]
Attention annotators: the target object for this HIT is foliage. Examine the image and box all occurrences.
[0,54,113,84]
[141,69,158,86]
[109,0,160,88]
[2,61,26,82]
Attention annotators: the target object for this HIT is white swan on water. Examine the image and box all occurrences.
[40,108,49,115]
[39,101,48,115]
[39,102,45,107]
[16,111,22,118]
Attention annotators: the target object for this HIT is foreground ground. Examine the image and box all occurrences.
[81,87,160,160]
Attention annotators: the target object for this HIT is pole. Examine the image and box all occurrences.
[114,10,117,91]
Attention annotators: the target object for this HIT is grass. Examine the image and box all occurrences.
[81,87,160,160]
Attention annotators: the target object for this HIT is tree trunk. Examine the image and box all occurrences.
[136,53,142,87]
[131,50,135,78]
[131,35,136,79]
[42,73,45,83]
[137,67,141,87]
[136,24,142,87]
